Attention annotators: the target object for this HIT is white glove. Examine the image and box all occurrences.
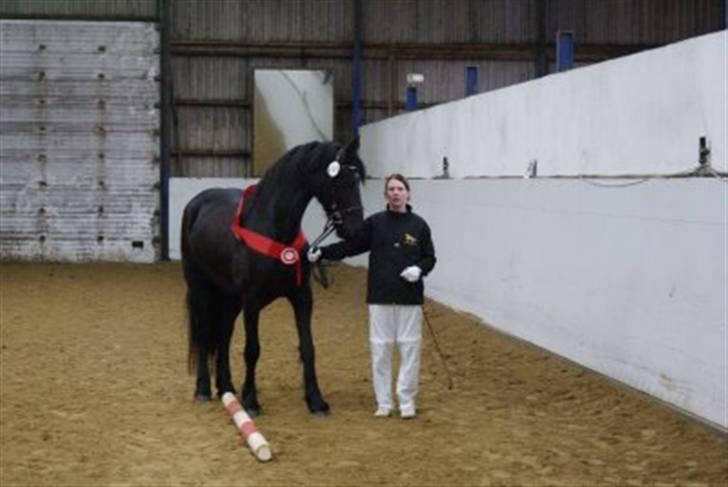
[400,265,422,283]
[307,247,322,263]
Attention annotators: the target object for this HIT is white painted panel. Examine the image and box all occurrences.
[412,179,726,430]
[253,69,334,175]
[361,31,726,178]
[0,20,159,262]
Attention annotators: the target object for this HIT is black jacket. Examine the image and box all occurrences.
[321,205,436,305]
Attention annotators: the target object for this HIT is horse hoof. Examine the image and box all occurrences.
[194,393,212,401]
[308,400,330,416]
[245,407,261,417]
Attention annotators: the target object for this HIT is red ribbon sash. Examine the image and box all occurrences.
[231,185,307,287]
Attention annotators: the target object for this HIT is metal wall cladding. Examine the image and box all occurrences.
[171,0,352,41]
[171,54,354,176]
[172,105,249,176]
[352,58,534,126]
[172,56,249,101]
[175,106,247,151]
[172,155,247,178]
[362,0,724,45]
[548,0,725,45]
[383,59,535,103]
[1,0,721,45]
[0,20,160,262]
[363,0,540,44]
[0,0,157,19]
[172,56,356,101]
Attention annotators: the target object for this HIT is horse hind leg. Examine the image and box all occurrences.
[186,283,216,401]
[214,298,240,398]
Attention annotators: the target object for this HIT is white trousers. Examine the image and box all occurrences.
[368,304,422,411]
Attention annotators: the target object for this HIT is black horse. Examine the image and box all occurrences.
[181,139,365,415]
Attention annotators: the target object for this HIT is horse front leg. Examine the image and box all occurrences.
[241,306,262,416]
[289,286,330,415]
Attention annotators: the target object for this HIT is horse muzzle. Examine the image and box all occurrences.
[332,207,364,240]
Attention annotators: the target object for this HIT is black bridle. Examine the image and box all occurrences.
[316,145,363,238]
[310,164,363,248]
[309,155,364,288]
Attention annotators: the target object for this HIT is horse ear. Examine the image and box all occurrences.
[341,136,366,182]
[344,136,360,156]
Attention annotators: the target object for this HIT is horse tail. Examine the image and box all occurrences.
[181,199,215,375]
[186,284,225,377]
[186,286,218,376]
[180,197,196,267]
[186,288,198,375]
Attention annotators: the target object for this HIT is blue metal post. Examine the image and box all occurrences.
[465,65,478,96]
[556,30,574,72]
[352,0,362,136]
[406,86,417,111]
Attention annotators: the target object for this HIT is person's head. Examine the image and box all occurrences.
[384,174,410,212]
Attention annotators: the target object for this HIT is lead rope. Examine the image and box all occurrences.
[423,305,454,390]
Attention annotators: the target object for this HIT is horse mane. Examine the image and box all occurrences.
[261,141,366,185]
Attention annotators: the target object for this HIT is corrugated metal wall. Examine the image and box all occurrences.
[0,20,160,261]
[0,0,156,19]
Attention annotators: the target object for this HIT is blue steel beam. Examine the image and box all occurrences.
[557,30,574,72]
[466,65,478,96]
[406,86,417,111]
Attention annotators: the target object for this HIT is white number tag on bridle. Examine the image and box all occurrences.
[327,160,341,178]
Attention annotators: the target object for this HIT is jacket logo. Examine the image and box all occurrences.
[403,233,417,246]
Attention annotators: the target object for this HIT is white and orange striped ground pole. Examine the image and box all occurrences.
[221,392,272,462]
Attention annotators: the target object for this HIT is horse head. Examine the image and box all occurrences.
[309,138,366,240]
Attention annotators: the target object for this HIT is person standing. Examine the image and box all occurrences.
[308,174,436,419]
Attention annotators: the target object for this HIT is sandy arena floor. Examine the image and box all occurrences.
[0,262,726,486]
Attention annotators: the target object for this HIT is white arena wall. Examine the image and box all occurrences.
[404,178,726,431]
[169,31,726,430]
[360,31,726,179]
